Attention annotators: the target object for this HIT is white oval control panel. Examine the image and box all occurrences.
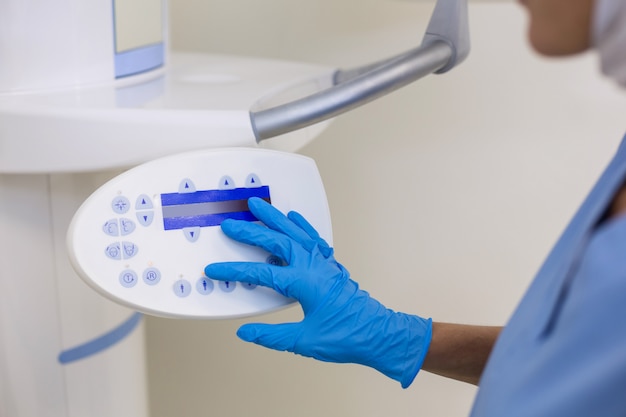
[67,148,332,319]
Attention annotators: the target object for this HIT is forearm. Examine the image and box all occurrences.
[421,322,502,385]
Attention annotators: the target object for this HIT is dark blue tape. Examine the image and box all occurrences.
[164,211,258,230]
[58,312,143,365]
[161,186,270,206]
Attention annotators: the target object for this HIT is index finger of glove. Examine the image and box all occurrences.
[248,197,316,251]
[204,262,293,298]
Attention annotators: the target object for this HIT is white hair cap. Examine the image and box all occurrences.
[593,0,626,86]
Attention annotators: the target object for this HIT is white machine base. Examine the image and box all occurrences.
[0,173,148,417]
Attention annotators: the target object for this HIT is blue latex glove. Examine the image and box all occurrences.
[204,197,432,388]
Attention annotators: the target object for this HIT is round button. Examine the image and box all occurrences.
[219,281,236,293]
[173,279,192,298]
[119,270,138,288]
[241,282,257,290]
[266,255,285,266]
[111,196,131,214]
[143,268,161,286]
[196,277,214,295]
[219,175,236,190]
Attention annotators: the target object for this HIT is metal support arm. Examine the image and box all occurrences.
[250,0,469,142]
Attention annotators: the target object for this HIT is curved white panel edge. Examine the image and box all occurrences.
[0,53,336,174]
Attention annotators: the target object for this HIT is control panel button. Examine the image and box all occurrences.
[241,282,257,290]
[135,194,154,210]
[266,255,285,266]
[173,279,192,298]
[119,218,136,236]
[103,219,120,237]
[119,270,138,288]
[246,174,262,188]
[105,243,122,260]
[219,176,236,190]
[219,281,236,293]
[143,268,161,286]
[122,242,138,259]
[179,179,196,193]
[196,277,214,295]
[111,196,131,214]
[183,227,200,242]
[136,211,154,227]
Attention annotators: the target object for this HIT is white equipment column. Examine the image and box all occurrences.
[0,173,149,417]
[0,1,158,415]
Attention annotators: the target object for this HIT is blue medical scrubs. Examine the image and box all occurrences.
[470,135,626,416]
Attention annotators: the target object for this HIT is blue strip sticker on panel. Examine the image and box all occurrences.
[160,186,271,231]
[161,186,270,206]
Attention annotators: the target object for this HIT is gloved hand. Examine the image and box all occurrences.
[204,197,432,388]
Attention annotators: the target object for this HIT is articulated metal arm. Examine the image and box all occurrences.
[250,0,470,142]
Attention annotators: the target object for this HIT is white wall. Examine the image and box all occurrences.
[146,2,626,417]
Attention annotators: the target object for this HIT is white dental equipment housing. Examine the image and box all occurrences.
[0,0,469,416]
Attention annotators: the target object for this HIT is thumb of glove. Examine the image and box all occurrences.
[237,322,301,353]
